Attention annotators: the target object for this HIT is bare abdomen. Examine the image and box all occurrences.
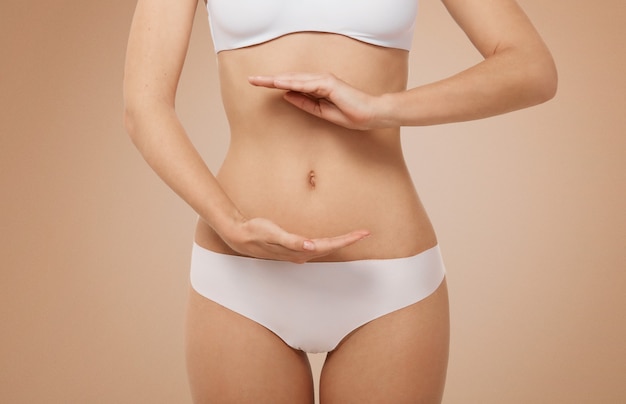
[196,123,436,261]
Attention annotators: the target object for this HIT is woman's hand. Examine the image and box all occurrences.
[248,73,392,130]
[219,216,370,263]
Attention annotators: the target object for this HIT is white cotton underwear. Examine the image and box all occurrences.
[190,243,445,353]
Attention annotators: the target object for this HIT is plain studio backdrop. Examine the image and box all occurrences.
[1,1,624,403]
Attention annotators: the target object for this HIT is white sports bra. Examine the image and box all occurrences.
[206,0,418,53]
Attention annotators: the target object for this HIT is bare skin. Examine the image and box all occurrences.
[123,0,556,402]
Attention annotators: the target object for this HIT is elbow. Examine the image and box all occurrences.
[122,99,150,146]
[123,105,142,148]
[123,106,135,138]
[535,58,558,103]
[525,50,558,105]
[123,92,143,137]
[122,97,175,151]
[122,105,137,142]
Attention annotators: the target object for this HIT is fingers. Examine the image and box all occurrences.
[248,73,335,97]
[249,72,378,130]
[232,218,371,263]
[250,73,351,125]
[248,72,327,87]
[307,230,371,253]
[274,226,370,254]
[282,91,335,119]
[275,229,371,263]
[230,217,370,263]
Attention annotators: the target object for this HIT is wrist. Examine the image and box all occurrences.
[372,92,403,128]
[210,207,247,241]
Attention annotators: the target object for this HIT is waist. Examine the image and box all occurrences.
[197,127,437,260]
[218,125,410,214]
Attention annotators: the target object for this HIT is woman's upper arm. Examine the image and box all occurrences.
[123,0,199,110]
[441,0,552,58]
[441,0,557,99]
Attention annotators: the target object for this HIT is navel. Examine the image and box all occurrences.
[307,170,316,189]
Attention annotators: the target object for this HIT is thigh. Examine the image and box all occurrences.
[319,280,450,404]
[185,287,314,404]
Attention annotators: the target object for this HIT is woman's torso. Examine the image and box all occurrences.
[195,32,436,261]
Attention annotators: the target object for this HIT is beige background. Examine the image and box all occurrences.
[1,0,624,402]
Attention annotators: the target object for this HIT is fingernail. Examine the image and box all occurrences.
[303,240,315,251]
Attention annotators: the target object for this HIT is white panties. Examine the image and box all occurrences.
[190,243,446,353]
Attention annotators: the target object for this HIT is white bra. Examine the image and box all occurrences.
[206,0,418,53]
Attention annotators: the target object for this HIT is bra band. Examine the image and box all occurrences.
[206,0,418,53]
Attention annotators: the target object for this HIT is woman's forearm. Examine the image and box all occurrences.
[123,102,243,233]
[249,41,557,131]
[378,0,558,128]
[122,0,242,235]
[378,46,557,127]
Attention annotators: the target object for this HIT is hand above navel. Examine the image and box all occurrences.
[249,72,394,131]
